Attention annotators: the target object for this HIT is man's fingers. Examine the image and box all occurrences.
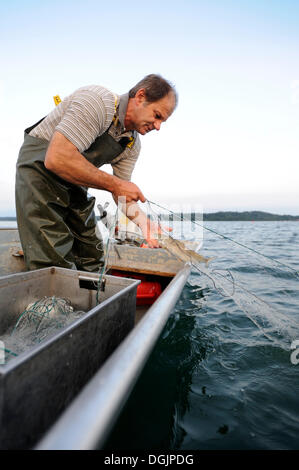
[138,190,146,203]
[147,241,160,248]
[144,237,160,249]
[113,180,146,203]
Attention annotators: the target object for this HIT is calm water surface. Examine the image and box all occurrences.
[105,221,299,450]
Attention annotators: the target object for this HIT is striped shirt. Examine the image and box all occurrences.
[29,85,141,181]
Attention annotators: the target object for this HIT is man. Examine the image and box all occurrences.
[15,74,177,272]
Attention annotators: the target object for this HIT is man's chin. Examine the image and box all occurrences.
[138,127,148,135]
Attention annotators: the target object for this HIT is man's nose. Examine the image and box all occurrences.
[154,121,161,131]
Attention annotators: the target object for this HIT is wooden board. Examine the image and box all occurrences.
[0,229,26,276]
[0,230,186,278]
[107,243,185,277]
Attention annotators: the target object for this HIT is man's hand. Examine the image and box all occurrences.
[139,218,172,248]
[118,202,172,248]
[112,180,146,204]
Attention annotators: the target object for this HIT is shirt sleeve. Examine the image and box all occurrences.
[111,136,141,181]
[55,89,109,152]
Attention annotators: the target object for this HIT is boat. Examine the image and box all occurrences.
[0,223,200,450]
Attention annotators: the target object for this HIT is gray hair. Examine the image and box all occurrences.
[129,74,178,107]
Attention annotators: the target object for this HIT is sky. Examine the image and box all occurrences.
[1,0,299,216]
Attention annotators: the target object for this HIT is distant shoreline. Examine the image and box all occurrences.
[202,211,299,221]
[2,210,299,222]
[153,210,299,221]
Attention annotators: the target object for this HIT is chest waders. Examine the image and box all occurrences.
[15,119,131,272]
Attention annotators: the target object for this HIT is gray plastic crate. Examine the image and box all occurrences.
[0,267,139,449]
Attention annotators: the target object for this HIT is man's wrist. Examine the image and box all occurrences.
[103,173,119,194]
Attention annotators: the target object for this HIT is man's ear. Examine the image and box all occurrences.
[135,88,146,105]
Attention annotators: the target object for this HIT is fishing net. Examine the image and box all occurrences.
[13,296,74,334]
[95,204,119,304]
[146,200,299,350]
[0,296,86,362]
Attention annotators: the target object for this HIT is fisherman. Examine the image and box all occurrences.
[15,74,177,272]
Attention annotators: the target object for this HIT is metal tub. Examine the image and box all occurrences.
[0,267,139,449]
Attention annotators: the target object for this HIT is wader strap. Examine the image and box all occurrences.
[25,117,46,135]
[82,96,134,168]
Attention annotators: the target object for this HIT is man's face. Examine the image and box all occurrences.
[126,90,176,135]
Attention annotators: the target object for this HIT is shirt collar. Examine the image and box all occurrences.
[118,93,129,129]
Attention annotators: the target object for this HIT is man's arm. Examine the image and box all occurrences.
[45,131,145,203]
[46,131,165,247]
[127,202,161,248]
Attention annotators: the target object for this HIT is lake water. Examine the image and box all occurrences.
[105,221,299,450]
